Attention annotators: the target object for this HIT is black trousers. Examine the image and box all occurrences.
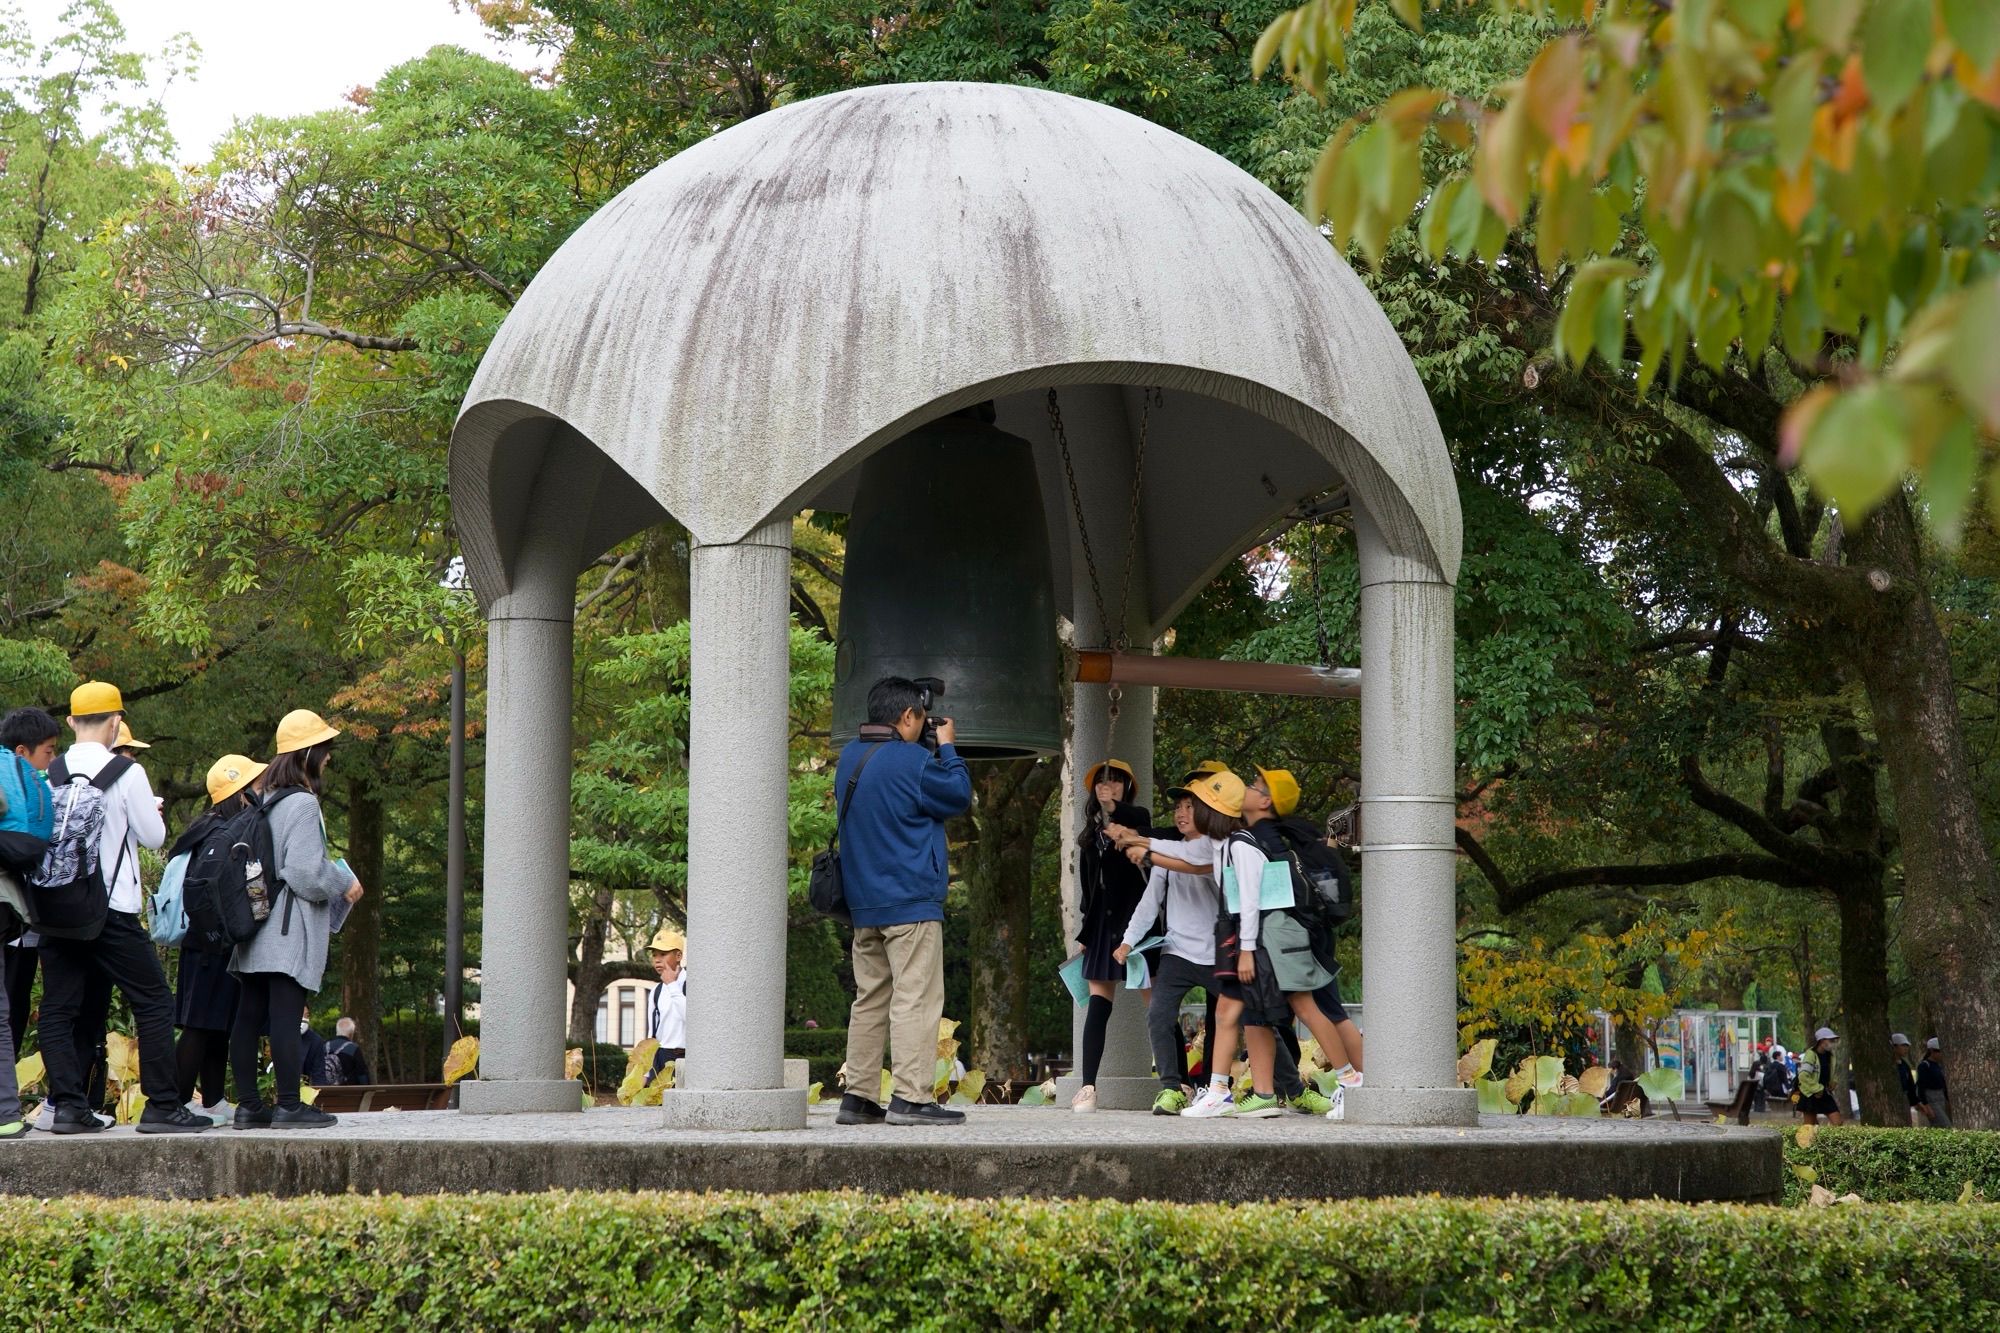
[231,972,309,1109]
[37,912,178,1110]
[177,1028,229,1107]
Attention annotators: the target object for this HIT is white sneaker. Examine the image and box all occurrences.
[1070,1085,1098,1114]
[187,1099,234,1125]
[1338,1069,1364,1089]
[1179,1085,1234,1118]
[1326,1085,1346,1121]
[93,1111,113,1127]
[31,1102,52,1132]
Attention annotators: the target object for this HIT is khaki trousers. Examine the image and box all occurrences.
[844,920,945,1105]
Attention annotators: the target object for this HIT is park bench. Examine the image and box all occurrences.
[308,1082,457,1113]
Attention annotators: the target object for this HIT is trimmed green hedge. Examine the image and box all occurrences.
[1,1193,1997,1327]
[1783,1125,2000,1205]
[785,1026,847,1086]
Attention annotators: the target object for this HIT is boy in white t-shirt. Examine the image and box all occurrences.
[1112,784,1219,1116]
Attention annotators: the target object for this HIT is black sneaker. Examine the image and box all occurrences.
[234,1103,273,1130]
[51,1107,106,1135]
[834,1093,887,1125]
[269,1103,338,1130]
[136,1105,213,1134]
[886,1096,965,1127]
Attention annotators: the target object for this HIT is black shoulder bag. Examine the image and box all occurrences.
[808,743,884,927]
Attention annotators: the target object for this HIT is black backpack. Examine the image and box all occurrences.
[1262,817,1356,928]
[181,790,303,953]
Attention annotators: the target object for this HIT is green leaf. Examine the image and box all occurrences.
[1477,1078,1513,1114]
[1770,54,1822,171]
[1418,178,1464,259]
[1534,1055,1565,1096]
[1389,0,1424,33]
[1862,0,1932,112]
[1804,0,1866,50]
[1637,1067,1685,1103]
[1798,384,1914,517]
[1946,274,2000,428]
[1920,418,1978,546]
[1944,0,2000,68]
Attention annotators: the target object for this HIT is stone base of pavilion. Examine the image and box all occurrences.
[0,1105,1779,1204]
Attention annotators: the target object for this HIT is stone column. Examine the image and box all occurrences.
[1054,385,1160,1111]
[661,515,810,1130]
[460,472,593,1114]
[1344,504,1476,1126]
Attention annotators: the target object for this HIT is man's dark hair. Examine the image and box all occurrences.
[1,706,60,752]
[70,711,119,729]
[866,676,928,727]
[263,740,333,793]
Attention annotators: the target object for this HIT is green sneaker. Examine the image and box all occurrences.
[1151,1088,1190,1116]
[1288,1087,1334,1116]
[1225,1092,1284,1119]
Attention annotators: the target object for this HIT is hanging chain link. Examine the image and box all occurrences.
[1049,386,1160,726]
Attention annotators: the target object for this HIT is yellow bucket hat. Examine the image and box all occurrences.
[114,720,150,751]
[1182,759,1230,786]
[1188,770,1246,819]
[1082,759,1136,792]
[206,755,267,805]
[1255,767,1301,818]
[70,681,124,716]
[648,927,687,955]
[275,709,342,754]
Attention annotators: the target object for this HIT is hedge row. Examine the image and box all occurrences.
[785,1026,847,1086]
[1,1193,1997,1328]
[1782,1124,2000,1205]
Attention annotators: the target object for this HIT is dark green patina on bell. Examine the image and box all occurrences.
[832,411,1063,760]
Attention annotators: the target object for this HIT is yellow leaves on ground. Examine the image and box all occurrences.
[1456,1038,1497,1087]
[564,1047,584,1082]
[1796,1123,1819,1149]
[1578,1066,1612,1099]
[14,1051,44,1095]
[616,1039,668,1105]
[105,1032,141,1087]
[442,1036,480,1086]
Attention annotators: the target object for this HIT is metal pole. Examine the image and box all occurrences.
[1075,649,1361,699]
[444,649,467,1049]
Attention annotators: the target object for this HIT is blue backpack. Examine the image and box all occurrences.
[148,851,192,946]
[0,752,56,877]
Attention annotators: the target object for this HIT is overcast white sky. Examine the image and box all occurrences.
[11,0,531,162]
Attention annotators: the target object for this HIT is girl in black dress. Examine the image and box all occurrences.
[1070,759,1151,1112]
[170,755,261,1121]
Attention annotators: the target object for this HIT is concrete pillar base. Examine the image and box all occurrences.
[1054,1074,1162,1112]
[660,1087,810,1131]
[458,1079,584,1115]
[1343,1086,1478,1127]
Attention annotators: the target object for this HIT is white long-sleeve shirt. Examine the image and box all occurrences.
[646,972,688,1049]
[1219,831,1272,950]
[55,742,164,915]
[1121,834,1221,966]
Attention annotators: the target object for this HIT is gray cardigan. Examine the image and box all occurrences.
[230,791,351,993]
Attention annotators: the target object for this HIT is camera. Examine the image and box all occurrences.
[914,677,947,753]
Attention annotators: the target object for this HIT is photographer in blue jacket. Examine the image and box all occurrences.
[834,677,972,1128]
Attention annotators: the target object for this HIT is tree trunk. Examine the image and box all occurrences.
[963,758,1058,1084]
[1848,499,2000,1129]
[1835,878,1900,1126]
[340,775,385,1068]
[569,883,616,1047]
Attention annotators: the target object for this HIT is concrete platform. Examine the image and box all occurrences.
[0,1105,1781,1204]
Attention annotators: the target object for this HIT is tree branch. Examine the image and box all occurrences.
[1456,825,1822,916]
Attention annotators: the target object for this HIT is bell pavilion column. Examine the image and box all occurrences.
[460,462,597,1114]
[1345,503,1476,1125]
[662,515,810,1130]
[1055,386,1159,1111]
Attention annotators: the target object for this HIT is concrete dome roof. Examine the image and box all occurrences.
[451,80,1458,611]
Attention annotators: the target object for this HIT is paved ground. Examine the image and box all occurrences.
[0,1104,1780,1204]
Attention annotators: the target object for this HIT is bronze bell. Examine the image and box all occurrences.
[832,411,1063,760]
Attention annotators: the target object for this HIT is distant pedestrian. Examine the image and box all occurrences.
[641,926,686,1087]
[1891,1033,1920,1127]
[323,1016,371,1085]
[300,1006,329,1090]
[1917,1038,1951,1128]
[34,683,208,1134]
[228,708,364,1130]
[1797,1026,1843,1126]
[166,755,261,1123]
[833,678,972,1128]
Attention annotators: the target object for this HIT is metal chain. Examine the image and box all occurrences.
[1048,386,1160,727]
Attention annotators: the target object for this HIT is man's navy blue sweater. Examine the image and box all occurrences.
[833,735,972,928]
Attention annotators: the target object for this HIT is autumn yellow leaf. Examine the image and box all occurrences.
[564,1047,584,1082]
[442,1035,480,1085]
